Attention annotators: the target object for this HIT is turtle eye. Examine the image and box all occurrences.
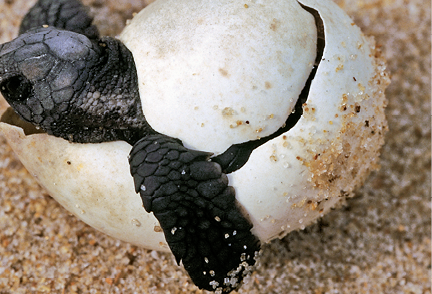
[0,74,32,102]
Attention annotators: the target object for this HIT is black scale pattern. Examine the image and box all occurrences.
[129,134,261,293]
[19,0,99,40]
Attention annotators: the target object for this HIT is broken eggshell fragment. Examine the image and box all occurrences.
[232,0,389,241]
[0,0,388,251]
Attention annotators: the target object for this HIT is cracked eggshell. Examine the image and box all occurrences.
[120,0,317,153]
[231,0,389,242]
[0,0,389,251]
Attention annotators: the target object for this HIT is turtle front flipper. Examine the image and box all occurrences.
[19,0,99,40]
[129,134,261,293]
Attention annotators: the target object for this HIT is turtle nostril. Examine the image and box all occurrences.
[0,74,32,102]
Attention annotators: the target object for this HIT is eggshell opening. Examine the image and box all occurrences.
[120,0,317,154]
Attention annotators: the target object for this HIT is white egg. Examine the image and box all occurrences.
[0,0,389,251]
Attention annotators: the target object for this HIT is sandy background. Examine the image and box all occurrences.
[0,0,430,293]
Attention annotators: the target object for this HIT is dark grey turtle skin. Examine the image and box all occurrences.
[0,0,261,292]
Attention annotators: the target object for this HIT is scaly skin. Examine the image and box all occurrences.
[0,27,149,144]
[129,135,260,293]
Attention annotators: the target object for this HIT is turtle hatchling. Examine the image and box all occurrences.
[0,0,389,292]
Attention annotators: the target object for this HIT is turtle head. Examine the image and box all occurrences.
[0,27,149,144]
[0,28,98,131]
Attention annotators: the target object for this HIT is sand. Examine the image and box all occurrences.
[0,0,430,293]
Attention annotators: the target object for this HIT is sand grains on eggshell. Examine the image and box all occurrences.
[231,0,390,242]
